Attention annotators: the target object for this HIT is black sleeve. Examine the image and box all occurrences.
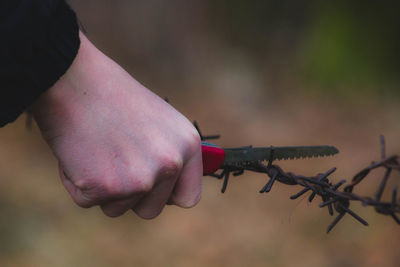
[0,0,80,127]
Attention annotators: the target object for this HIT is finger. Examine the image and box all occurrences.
[168,150,203,208]
[100,194,144,217]
[132,177,176,219]
[59,163,95,208]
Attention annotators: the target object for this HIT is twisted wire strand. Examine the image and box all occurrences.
[208,134,399,233]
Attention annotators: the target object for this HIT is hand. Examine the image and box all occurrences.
[32,32,202,218]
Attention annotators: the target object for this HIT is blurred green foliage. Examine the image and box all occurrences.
[207,0,400,98]
[300,1,400,97]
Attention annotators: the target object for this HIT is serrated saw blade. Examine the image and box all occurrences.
[223,145,339,164]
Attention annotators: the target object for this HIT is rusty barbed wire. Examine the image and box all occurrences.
[196,122,400,233]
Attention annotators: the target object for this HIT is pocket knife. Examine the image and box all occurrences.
[201,141,339,175]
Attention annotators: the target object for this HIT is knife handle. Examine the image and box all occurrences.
[201,142,226,175]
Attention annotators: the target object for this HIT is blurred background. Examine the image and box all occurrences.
[1,0,399,266]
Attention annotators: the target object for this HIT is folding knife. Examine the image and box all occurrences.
[201,141,339,175]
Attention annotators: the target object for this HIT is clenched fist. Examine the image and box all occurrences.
[32,32,202,219]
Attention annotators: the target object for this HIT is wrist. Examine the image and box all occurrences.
[32,31,93,135]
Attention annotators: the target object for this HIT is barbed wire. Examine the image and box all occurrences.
[196,122,400,233]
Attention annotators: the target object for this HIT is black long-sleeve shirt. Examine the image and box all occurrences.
[0,0,80,127]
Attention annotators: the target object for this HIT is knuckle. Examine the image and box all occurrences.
[158,151,183,178]
[65,179,96,208]
[122,163,156,194]
[134,177,154,194]
[97,169,155,197]
[89,174,128,200]
[74,178,92,192]
[100,179,123,199]
[185,128,202,151]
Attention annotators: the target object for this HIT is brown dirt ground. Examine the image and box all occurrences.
[1,90,399,267]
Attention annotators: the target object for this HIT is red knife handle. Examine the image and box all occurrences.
[201,142,226,175]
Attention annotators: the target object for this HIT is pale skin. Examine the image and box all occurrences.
[32,32,203,219]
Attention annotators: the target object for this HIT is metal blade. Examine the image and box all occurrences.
[223,145,339,164]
